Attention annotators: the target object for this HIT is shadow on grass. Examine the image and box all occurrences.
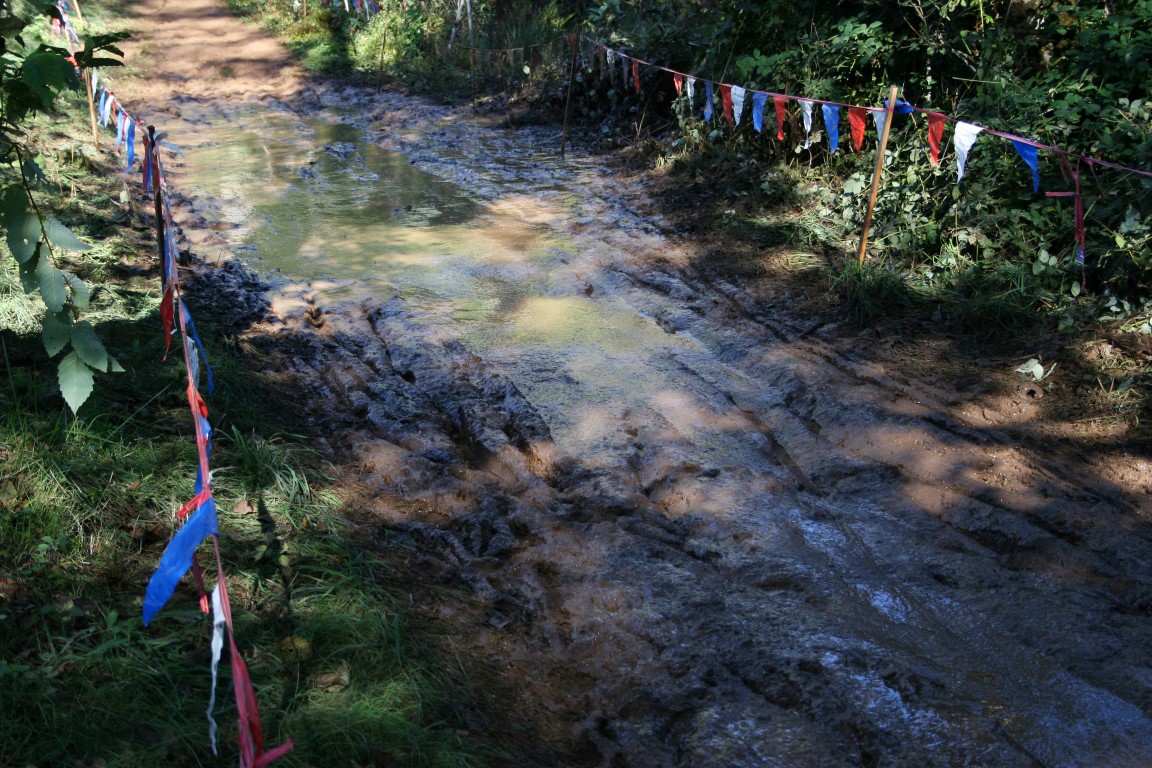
[0,288,518,766]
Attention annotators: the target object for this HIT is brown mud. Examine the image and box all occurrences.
[114,0,1152,765]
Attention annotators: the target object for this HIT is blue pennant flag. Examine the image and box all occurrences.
[1010,138,1041,192]
[751,92,768,133]
[181,302,216,395]
[142,496,218,625]
[823,104,841,154]
[126,121,136,171]
[884,98,916,115]
[192,417,213,494]
[704,81,714,123]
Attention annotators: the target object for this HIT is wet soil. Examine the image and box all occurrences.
[113,1,1152,765]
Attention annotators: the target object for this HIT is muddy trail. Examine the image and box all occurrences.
[112,1,1152,765]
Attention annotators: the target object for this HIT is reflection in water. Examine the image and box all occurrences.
[178,106,721,459]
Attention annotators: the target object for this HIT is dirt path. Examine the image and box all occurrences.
[115,2,1152,766]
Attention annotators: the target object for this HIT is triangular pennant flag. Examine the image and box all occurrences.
[214,576,293,768]
[126,120,136,171]
[720,84,734,126]
[773,95,787,140]
[731,86,746,126]
[686,76,696,107]
[751,92,768,133]
[160,285,175,358]
[142,495,219,625]
[622,55,629,88]
[953,121,983,181]
[823,104,841,154]
[848,106,867,151]
[1010,138,1041,192]
[927,112,946,166]
[181,302,215,395]
[887,98,915,115]
[673,73,683,96]
[800,100,814,148]
[871,109,887,141]
[114,110,125,150]
[632,61,640,93]
[207,584,226,755]
[704,81,714,123]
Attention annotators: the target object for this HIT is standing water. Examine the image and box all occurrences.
[177,105,768,469]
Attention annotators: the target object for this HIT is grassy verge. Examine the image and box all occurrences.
[1,9,502,768]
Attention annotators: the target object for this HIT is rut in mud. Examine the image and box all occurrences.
[114,1,1152,764]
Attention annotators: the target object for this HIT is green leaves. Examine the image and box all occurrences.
[71,322,111,373]
[58,352,95,415]
[72,32,130,71]
[36,255,67,312]
[3,176,111,413]
[62,271,89,308]
[21,49,81,109]
[0,13,128,416]
[42,216,92,252]
[42,311,73,357]
[0,17,29,41]
[6,210,43,262]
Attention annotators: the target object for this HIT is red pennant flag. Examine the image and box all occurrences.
[214,575,293,768]
[773,95,787,140]
[632,61,640,93]
[927,112,946,166]
[848,107,868,151]
[673,73,683,96]
[720,85,735,126]
[160,285,175,359]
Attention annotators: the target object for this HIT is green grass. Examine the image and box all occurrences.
[831,256,915,326]
[0,325,497,766]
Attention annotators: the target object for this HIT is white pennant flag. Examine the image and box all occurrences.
[953,121,983,182]
[871,109,887,143]
[207,584,226,755]
[686,77,696,107]
[731,86,746,125]
[800,100,814,148]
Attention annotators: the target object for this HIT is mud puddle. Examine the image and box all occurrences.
[160,92,1152,767]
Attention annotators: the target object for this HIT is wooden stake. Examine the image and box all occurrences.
[559,34,579,157]
[83,69,100,151]
[68,0,84,23]
[147,127,165,268]
[856,85,899,266]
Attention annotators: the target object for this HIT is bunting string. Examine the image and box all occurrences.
[575,32,1152,269]
[58,12,292,767]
